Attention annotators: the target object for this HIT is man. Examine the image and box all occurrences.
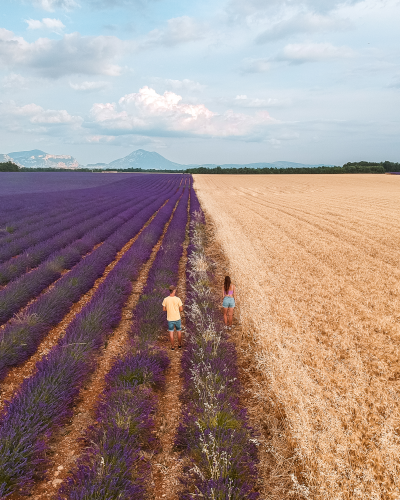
[162,285,183,350]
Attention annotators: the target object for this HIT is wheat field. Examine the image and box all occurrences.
[194,174,400,500]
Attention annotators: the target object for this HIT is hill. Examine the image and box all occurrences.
[6,150,81,169]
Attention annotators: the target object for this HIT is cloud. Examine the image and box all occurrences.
[2,74,29,90]
[0,29,124,78]
[69,80,111,92]
[240,58,270,74]
[0,100,82,138]
[141,16,207,48]
[31,0,78,11]
[89,86,274,139]
[280,42,355,63]
[151,77,206,92]
[25,18,66,32]
[255,13,351,43]
[4,101,81,124]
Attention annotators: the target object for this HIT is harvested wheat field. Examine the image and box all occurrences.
[194,174,400,500]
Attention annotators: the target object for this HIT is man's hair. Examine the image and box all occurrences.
[169,285,176,292]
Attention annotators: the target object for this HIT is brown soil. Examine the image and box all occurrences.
[0,202,167,414]
[202,211,301,500]
[150,204,190,500]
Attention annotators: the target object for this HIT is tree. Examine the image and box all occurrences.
[0,162,19,172]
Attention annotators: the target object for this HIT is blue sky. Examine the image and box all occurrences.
[1,0,399,166]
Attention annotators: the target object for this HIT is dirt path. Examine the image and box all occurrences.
[150,204,190,500]
[0,203,167,413]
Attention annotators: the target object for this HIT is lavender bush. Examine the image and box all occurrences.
[0,176,169,274]
[0,183,180,381]
[176,189,259,499]
[0,182,185,497]
[57,181,191,499]
[0,177,173,320]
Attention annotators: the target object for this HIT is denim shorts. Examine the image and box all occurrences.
[222,296,235,308]
[167,319,182,331]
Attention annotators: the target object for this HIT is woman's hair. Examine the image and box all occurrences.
[224,276,231,293]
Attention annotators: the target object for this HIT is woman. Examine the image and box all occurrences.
[222,275,236,329]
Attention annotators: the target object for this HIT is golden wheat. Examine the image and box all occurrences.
[194,174,400,500]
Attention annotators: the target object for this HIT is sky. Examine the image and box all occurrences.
[0,0,399,166]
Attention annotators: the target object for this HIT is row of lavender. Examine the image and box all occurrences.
[0,177,155,257]
[0,182,186,497]
[0,177,173,323]
[0,174,162,231]
[0,176,171,286]
[58,184,190,498]
[0,181,178,382]
[176,190,259,499]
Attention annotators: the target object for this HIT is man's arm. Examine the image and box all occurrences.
[163,306,167,311]
[179,305,183,312]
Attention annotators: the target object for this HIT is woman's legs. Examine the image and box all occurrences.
[228,307,234,326]
[223,307,228,326]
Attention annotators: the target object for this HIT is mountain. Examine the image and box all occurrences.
[2,148,332,170]
[6,150,81,169]
[86,150,331,170]
[0,154,13,163]
[104,149,184,170]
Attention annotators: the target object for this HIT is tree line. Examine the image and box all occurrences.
[1,160,399,174]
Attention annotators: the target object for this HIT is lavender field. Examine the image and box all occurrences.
[0,173,258,499]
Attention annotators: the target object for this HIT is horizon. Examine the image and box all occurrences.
[1,0,399,166]
[2,147,340,168]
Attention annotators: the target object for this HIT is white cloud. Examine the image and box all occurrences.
[26,18,66,32]
[141,16,206,48]
[0,29,124,78]
[69,80,110,92]
[280,42,355,63]
[89,86,274,138]
[0,100,82,139]
[32,0,78,11]
[4,101,82,125]
[2,74,29,90]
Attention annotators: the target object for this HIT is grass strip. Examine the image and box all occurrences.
[175,188,259,499]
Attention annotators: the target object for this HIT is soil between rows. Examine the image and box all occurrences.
[149,202,190,500]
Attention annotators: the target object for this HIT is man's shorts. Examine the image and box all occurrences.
[222,297,235,308]
[168,319,182,331]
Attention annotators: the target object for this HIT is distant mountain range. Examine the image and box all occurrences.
[1,150,80,169]
[1,148,332,170]
[86,149,183,170]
